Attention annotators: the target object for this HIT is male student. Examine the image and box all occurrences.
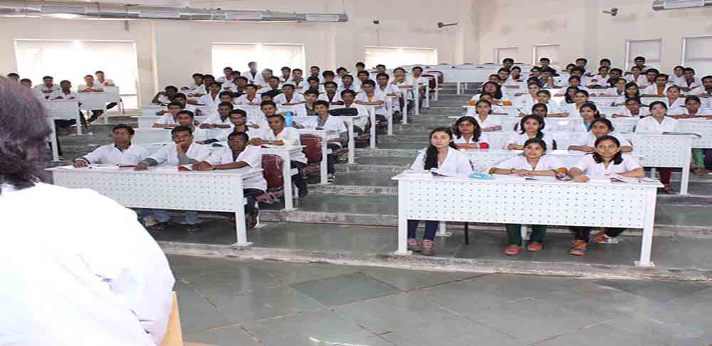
[235,84,262,105]
[95,71,115,87]
[77,74,105,123]
[73,124,148,167]
[49,80,79,101]
[642,74,670,96]
[291,68,306,90]
[175,110,211,143]
[251,114,310,198]
[337,89,369,132]
[539,58,555,74]
[588,66,610,89]
[280,66,293,84]
[575,58,589,73]
[153,101,183,128]
[217,67,234,84]
[244,61,263,86]
[135,126,212,230]
[299,89,319,116]
[6,72,19,81]
[334,67,348,86]
[355,80,388,123]
[338,75,360,93]
[322,70,337,85]
[184,73,206,97]
[303,76,326,94]
[230,76,248,97]
[599,58,612,69]
[355,62,366,73]
[192,83,222,116]
[201,102,234,129]
[641,68,660,88]
[309,66,323,83]
[355,70,371,89]
[672,96,712,117]
[679,68,700,93]
[630,56,650,73]
[376,72,400,111]
[301,100,347,182]
[170,93,200,115]
[259,76,282,95]
[497,68,511,84]
[691,76,712,99]
[193,131,266,227]
[319,81,343,105]
[502,58,514,70]
[609,68,623,82]
[33,76,58,98]
[216,109,265,142]
[372,64,388,80]
[152,85,178,105]
[274,83,305,106]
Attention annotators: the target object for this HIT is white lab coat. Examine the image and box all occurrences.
[504,132,555,150]
[574,154,642,177]
[571,132,631,148]
[410,147,474,175]
[263,127,308,164]
[454,132,490,145]
[318,92,343,104]
[0,183,175,346]
[78,144,149,166]
[148,142,212,166]
[474,114,502,129]
[49,89,79,100]
[634,116,680,134]
[302,115,347,147]
[206,145,267,191]
[235,93,262,106]
[642,84,670,96]
[492,154,566,171]
[274,93,306,105]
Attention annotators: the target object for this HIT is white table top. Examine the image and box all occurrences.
[392,171,662,188]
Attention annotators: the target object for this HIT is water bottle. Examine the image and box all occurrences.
[285,111,293,127]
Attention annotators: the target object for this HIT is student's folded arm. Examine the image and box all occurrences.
[177,153,199,165]
[620,167,645,178]
[215,161,249,170]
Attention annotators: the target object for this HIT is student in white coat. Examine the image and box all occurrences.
[32,75,59,99]
[568,135,645,255]
[251,114,310,198]
[152,101,183,128]
[73,124,149,167]
[244,62,265,87]
[194,131,266,227]
[635,101,679,194]
[514,83,542,112]
[274,83,305,106]
[452,116,490,150]
[193,83,222,116]
[319,81,343,105]
[679,68,700,93]
[565,90,591,118]
[0,79,175,346]
[301,100,347,181]
[571,102,603,133]
[625,66,646,87]
[663,85,686,114]
[472,100,502,132]
[235,84,262,106]
[505,115,554,150]
[135,126,213,230]
[175,110,211,143]
[490,138,567,255]
[408,127,473,256]
[642,74,670,96]
[568,118,632,153]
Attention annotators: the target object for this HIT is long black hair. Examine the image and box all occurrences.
[480,81,503,99]
[0,78,52,194]
[523,137,548,152]
[592,135,624,164]
[564,86,580,104]
[518,114,545,139]
[624,82,640,100]
[424,127,457,170]
[579,102,602,122]
[589,118,615,133]
[452,116,482,141]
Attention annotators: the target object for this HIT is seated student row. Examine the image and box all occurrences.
[455,99,685,194]
[73,102,346,231]
[408,127,644,257]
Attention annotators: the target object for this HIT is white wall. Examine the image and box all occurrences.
[476,0,712,74]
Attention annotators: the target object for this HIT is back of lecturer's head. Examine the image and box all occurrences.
[0,78,51,193]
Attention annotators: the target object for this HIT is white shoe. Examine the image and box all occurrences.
[327,174,336,182]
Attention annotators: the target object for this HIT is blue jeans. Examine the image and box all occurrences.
[408,220,439,241]
[140,210,199,225]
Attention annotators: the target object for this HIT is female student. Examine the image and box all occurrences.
[489,138,567,255]
[514,83,541,111]
[559,86,580,107]
[601,77,627,97]
[677,96,712,174]
[664,85,685,114]
[572,102,602,132]
[565,90,591,117]
[622,82,641,103]
[612,98,650,118]
[635,101,680,194]
[452,116,490,150]
[471,81,509,103]
[408,127,474,256]
[569,118,633,153]
[568,136,645,255]
[473,100,503,132]
[504,114,554,150]
[625,66,646,86]
[477,93,507,114]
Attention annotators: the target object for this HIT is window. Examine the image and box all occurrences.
[683,36,712,77]
[212,43,304,77]
[533,44,560,67]
[626,39,662,70]
[495,47,518,64]
[364,46,437,69]
[14,39,140,109]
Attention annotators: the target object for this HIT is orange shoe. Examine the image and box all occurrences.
[569,240,587,256]
[504,245,521,256]
[526,242,543,252]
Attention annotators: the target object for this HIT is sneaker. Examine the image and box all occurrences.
[526,242,543,252]
[421,240,435,256]
[593,231,619,244]
[407,238,421,252]
[327,174,336,182]
[504,245,521,256]
[569,240,588,256]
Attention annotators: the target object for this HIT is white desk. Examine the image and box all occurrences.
[611,118,712,149]
[45,100,82,161]
[392,172,662,266]
[628,134,695,195]
[48,165,261,246]
[462,149,642,173]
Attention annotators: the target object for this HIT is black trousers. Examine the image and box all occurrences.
[291,161,308,193]
[571,227,626,242]
[244,188,264,214]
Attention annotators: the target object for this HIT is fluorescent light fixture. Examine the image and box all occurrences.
[224,11,263,20]
[138,10,181,19]
[663,0,705,9]
[305,14,340,22]
[40,5,88,14]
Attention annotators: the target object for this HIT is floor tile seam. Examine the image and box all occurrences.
[398,272,492,293]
